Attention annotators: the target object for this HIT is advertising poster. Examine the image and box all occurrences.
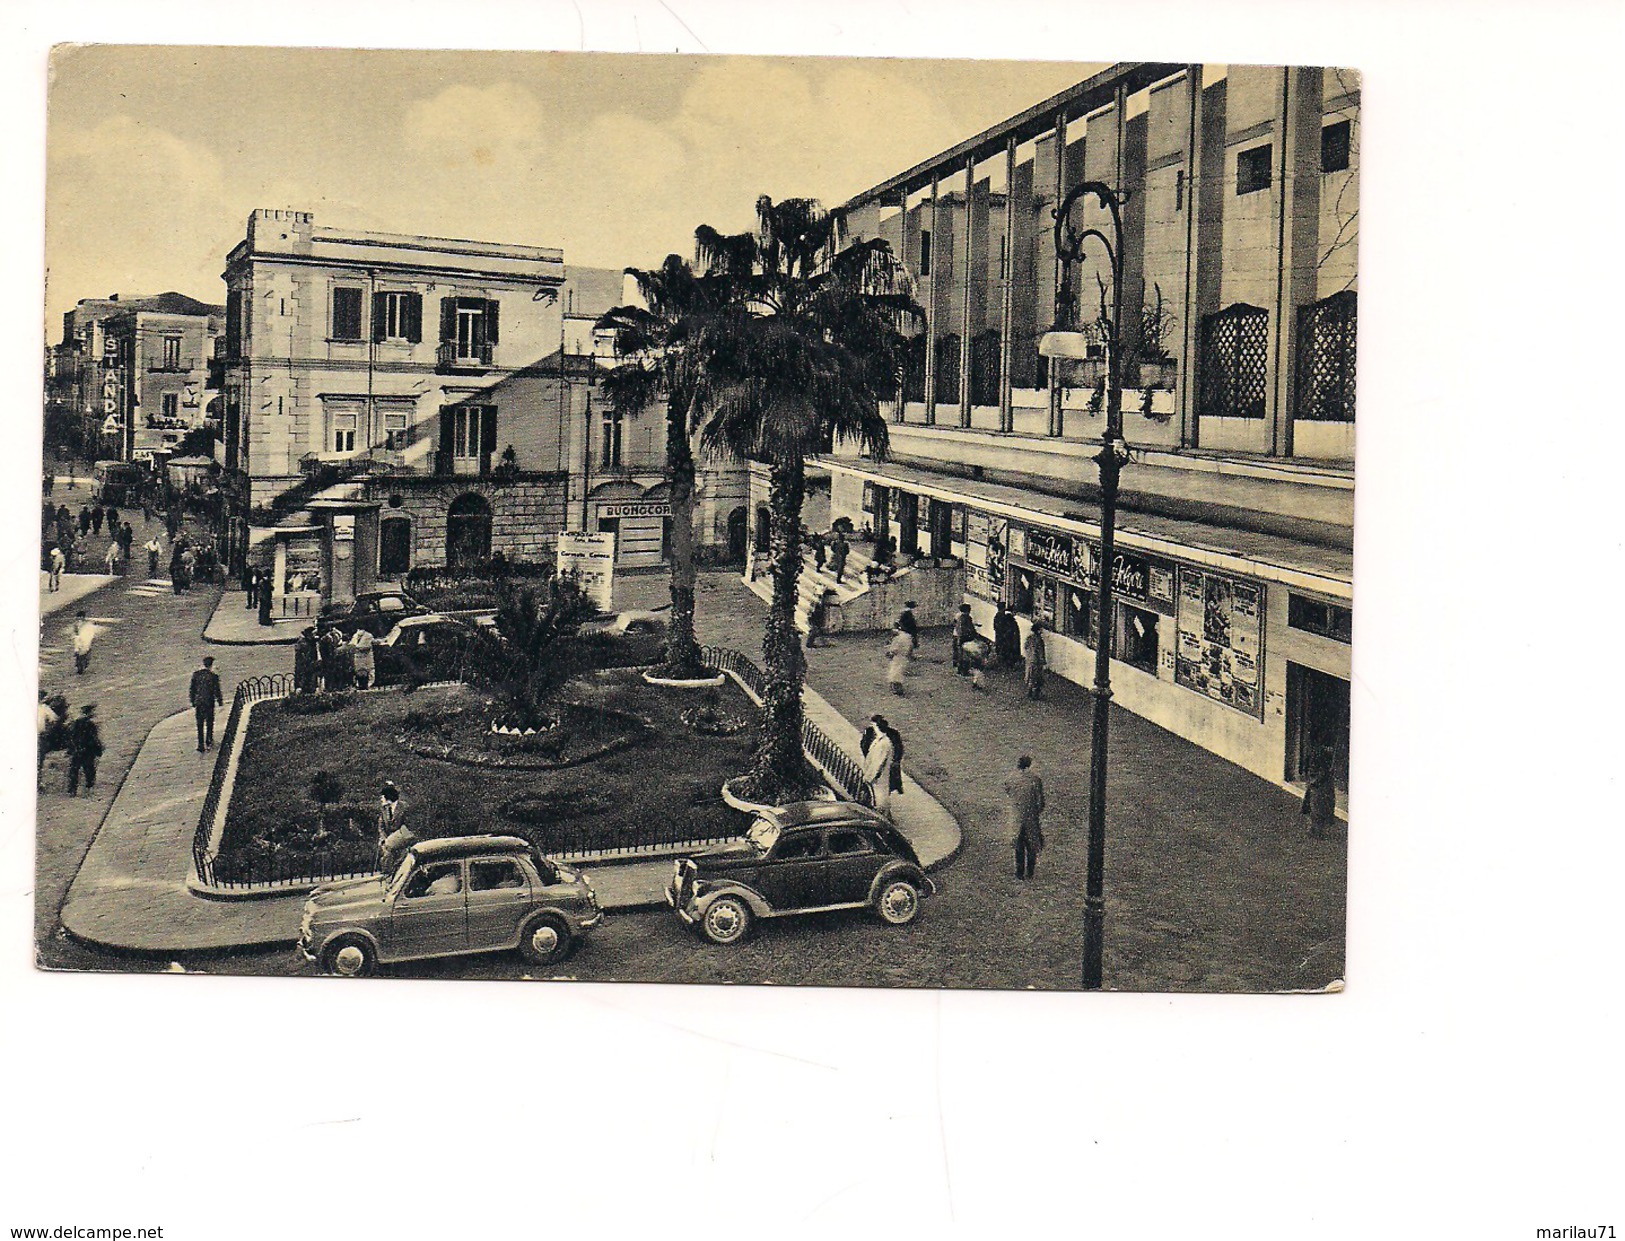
[557,530,616,611]
[1175,566,1264,718]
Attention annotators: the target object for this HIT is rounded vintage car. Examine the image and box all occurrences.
[666,800,935,945]
[319,588,429,639]
[298,835,602,976]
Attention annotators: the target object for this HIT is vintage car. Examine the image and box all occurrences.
[666,801,935,945]
[319,588,429,638]
[298,835,602,976]
[371,614,481,686]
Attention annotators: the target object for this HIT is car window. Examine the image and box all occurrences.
[774,834,823,862]
[826,829,875,857]
[470,860,526,892]
[378,597,405,613]
[402,862,462,899]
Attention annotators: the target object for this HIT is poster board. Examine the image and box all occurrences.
[1174,565,1264,716]
[558,531,616,611]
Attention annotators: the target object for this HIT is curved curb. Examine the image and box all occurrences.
[720,776,837,815]
[642,670,726,689]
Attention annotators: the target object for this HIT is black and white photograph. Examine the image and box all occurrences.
[3,2,1619,1236]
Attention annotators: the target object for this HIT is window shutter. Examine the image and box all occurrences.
[332,287,362,341]
[480,406,498,456]
[372,292,388,342]
[440,297,456,344]
[484,299,500,345]
[439,409,455,456]
[404,293,422,343]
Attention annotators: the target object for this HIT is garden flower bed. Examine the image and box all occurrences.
[217,669,761,874]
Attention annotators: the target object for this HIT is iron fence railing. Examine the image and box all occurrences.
[192,673,295,887]
[701,645,873,807]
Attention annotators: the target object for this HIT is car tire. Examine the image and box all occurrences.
[699,895,752,946]
[321,934,377,978]
[874,878,921,927]
[518,914,573,966]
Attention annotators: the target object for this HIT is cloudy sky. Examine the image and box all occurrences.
[44,46,1096,331]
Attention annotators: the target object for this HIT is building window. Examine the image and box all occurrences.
[1114,604,1159,674]
[998,233,1008,282]
[1321,120,1351,174]
[1198,304,1270,419]
[162,393,179,419]
[331,411,358,454]
[601,407,623,469]
[1294,291,1357,423]
[373,291,423,343]
[1288,593,1353,643]
[1175,168,1186,212]
[919,229,932,277]
[332,287,364,341]
[439,297,499,364]
[1236,144,1273,195]
[451,407,494,460]
[162,336,181,370]
[383,411,412,451]
[225,290,242,358]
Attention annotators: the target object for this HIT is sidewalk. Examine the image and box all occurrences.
[39,571,116,617]
[204,589,300,644]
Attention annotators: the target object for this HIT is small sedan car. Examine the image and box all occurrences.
[298,835,602,976]
[667,801,935,945]
[320,588,428,638]
[372,614,481,686]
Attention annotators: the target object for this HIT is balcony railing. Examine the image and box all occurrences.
[436,340,494,370]
[148,358,196,373]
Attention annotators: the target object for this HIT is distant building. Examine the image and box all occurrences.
[49,292,224,462]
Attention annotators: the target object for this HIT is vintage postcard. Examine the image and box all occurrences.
[37,47,1354,991]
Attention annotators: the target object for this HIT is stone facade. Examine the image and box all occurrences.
[365,474,569,573]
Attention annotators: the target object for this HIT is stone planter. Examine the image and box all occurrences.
[721,776,836,815]
[642,669,726,689]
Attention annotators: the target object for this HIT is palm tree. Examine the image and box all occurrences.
[596,256,731,678]
[692,195,919,804]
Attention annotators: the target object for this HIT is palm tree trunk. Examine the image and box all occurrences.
[662,401,702,676]
[748,456,808,800]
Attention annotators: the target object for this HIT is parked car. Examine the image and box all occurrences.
[372,614,481,686]
[666,800,935,945]
[320,588,428,638]
[580,608,668,637]
[298,835,602,976]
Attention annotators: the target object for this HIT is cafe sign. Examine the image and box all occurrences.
[1023,528,1090,583]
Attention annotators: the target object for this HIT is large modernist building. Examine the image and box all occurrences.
[813,62,1356,800]
[220,209,747,598]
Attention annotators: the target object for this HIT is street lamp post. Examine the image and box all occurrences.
[1039,180,1131,991]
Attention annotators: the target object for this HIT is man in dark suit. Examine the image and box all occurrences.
[189,655,224,752]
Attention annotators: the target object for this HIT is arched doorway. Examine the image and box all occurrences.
[379,516,412,577]
[446,493,491,569]
[754,505,772,554]
[726,506,748,563]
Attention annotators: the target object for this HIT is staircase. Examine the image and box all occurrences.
[743,544,880,634]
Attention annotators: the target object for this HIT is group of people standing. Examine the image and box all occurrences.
[292,624,376,694]
[877,599,1047,701]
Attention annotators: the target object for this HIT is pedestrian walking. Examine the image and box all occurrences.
[963,633,991,690]
[878,715,905,801]
[119,521,134,557]
[106,505,120,533]
[65,704,103,796]
[349,627,375,689]
[91,505,104,536]
[993,601,1021,668]
[145,535,162,579]
[244,568,260,609]
[70,611,96,675]
[829,531,849,583]
[812,530,827,573]
[1301,745,1338,840]
[806,594,829,648]
[258,577,275,627]
[860,715,896,817]
[47,544,66,592]
[37,690,60,782]
[317,625,344,691]
[178,546,196,593]
[1023,621,1048,699]
[104,541,122,576]
[189,655,224,752]
[293,627,319,694]
[885,626,912,695]
[1005,755,1046,880]
[78,506,91,537]
[898,601,919,655]
[952,603,977,676]
[43,471,53,497]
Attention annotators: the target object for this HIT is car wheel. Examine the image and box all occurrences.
[875,878,921,927]
[700,895,752,946]
[321,935,377,978]
[518,914,572,966]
